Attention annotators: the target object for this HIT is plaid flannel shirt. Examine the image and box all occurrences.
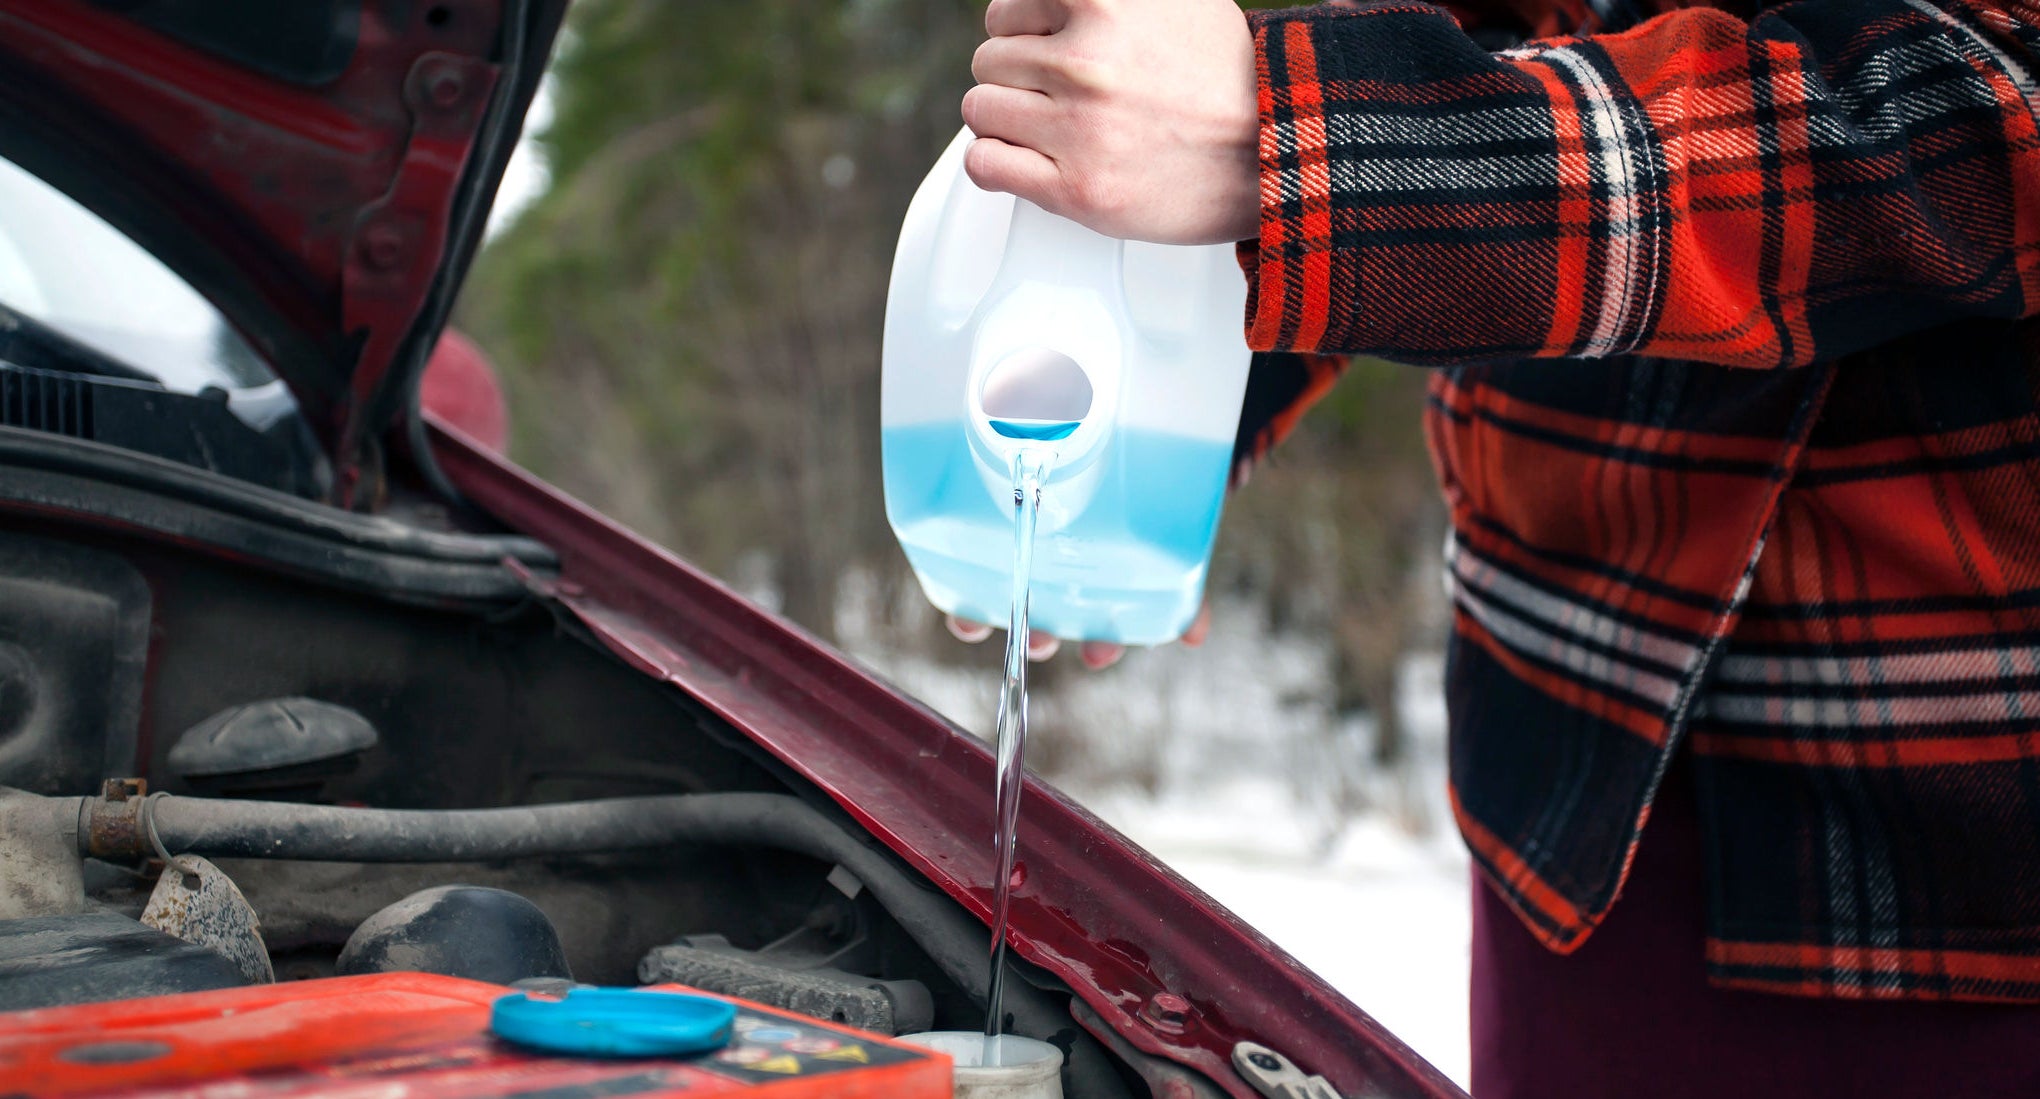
[1233,0,2040,1000]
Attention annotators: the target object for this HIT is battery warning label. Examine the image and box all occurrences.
[699,1009,919,1085]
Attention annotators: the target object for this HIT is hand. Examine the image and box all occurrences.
[963,0,1259,245]
[944,601,1212,670]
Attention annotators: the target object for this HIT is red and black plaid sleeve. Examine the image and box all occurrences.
[1240,0,2040,368]
[1230,0,2040,1005]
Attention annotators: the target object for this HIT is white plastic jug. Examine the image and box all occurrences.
[881,127,1253,646]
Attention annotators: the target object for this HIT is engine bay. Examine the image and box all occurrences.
[0,508,1146,1096]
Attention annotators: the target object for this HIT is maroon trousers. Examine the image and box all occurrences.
[1470,758,2040,1099]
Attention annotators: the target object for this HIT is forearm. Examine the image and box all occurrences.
[1243,1,2040,367]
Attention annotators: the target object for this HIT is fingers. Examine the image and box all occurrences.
[964,51,1067,209]
[946,603,1214,668]
[971,35,1061,93]
[946,615,1059,661]
[985,0,1066,37]
[947,615,994,644]
[964,136,1063,207]
[1080,604,1206,670]
[1080,641,1125,670]
[962,84,1055,149]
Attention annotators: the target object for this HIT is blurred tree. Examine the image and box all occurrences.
[1215,358,1446,829]
[462,0,982,637]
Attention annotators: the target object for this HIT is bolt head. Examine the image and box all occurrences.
[1141,992,1193,1032]
[362,224,406,270]
[428,74,464,107]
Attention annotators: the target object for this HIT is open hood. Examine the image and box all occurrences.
[0,0,565,504]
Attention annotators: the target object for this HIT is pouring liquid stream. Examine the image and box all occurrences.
[984,440,1057,1066]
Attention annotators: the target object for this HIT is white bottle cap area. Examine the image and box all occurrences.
[980,346,1094,441]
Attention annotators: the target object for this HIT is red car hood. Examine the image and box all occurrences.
[0,0,563,503]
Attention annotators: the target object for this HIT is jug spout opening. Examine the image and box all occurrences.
[973,343,1107,467]
[980,345,1093,423]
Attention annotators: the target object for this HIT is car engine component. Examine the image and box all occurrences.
[0,532,147,795]
[0,519,1154,1098]
[1235,1041,1343,1099]
[0,911,245,1011]
[0,784,86,919]
[58,784,1112,1087]
[0,359,324,498]
[640,932,933,1036]
[337,885,571,985]
[140,854,273,985]
[167,697,378,800]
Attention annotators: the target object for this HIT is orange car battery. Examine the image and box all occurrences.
[0,973,952,1098]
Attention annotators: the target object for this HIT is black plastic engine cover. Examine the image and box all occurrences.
[0,911,246,1010]
[337,886,572,986]
[0,533,150,794]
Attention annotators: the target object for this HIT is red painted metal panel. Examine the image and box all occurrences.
[429,417,1467,1099]
[0,0,505,476]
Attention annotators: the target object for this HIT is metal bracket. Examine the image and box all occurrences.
[336,48,499,507]
[1071,998,1230,1099]
[1234,1042,1344,1099]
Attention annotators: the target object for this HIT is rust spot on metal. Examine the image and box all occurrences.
[85,780,147,859]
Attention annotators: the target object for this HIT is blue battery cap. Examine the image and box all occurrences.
[490,987,738,1058]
